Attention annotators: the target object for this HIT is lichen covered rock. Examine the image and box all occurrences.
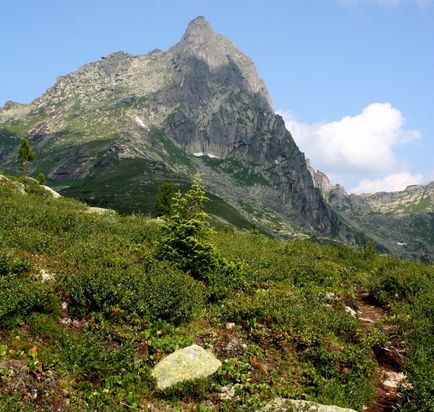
[261,398,358,412]
[151,344,221,389]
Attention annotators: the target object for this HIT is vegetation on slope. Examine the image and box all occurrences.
[0,176,432,411]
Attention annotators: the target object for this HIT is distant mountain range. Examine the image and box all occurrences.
[1,16,432,260]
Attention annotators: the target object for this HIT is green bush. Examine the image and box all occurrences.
[62,331,138,379]
[63,260,203,323]
[0,251,31,277]
[0,275,53,326]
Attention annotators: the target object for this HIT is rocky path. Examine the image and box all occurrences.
[355,292,406,412]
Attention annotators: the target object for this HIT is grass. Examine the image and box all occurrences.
[0,175,433,411]
[401,196,433,214]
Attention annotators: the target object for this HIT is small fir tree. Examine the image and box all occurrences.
[156,174,216,280]
[155,182,176,217]
[17,138,36,175]
[156,174,244,295]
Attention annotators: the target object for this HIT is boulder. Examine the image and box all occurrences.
[0,175,26,195]
[151,344,221,390]
[86,206,116,215]
[41,185,61,199]
[260,398,357,412]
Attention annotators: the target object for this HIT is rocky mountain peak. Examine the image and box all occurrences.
[170,16,272,108]
[181,16,214,45]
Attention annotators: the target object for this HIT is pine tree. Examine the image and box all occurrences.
[17,138,36,175]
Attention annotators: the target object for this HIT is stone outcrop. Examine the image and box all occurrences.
[0,175,26,195]
[41,185,61,199]
[308,164,434,216]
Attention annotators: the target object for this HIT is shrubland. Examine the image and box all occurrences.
[0,175,432,411]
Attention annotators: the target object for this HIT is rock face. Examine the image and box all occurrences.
[308,165,434,261]
[308,164,434,216]
[359,181,434,214]
[151,344,221,389]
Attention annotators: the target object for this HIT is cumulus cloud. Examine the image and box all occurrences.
[278,103,422,193]
[350,172,423,194]
[337,0,432,8]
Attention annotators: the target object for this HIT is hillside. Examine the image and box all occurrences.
[0,175,433,411]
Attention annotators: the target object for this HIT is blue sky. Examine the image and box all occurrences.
[1,0,433,192]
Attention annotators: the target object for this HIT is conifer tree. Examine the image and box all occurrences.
[156,174,215,280]
[155,182,175,217]
[17,138,36,175]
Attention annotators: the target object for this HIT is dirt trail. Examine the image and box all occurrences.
[355,292,406,412]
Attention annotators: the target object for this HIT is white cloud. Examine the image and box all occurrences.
[338,0,432,8]
[278,103,422,193]
[350,172,423,194]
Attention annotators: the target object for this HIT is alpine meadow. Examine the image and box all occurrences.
[0,8,433,412]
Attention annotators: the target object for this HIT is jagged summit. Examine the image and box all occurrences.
[181,16,214,44]
[170,16,272,108]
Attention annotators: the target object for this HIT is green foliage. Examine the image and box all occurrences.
[0,275,54,327]
[0,250,55,327]
[36,172,47,185]
[156,174,245,299]
[0,251,31,277]
[17,137,36,175]
[155,174,216,279]
[154,181,175,217]
[0,173,433,410]
[63,260,203,322]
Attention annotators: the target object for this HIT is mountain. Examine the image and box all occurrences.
[1,16,431,259]
[0,17,357,242]
[308,165,434,261]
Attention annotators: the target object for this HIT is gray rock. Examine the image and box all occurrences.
[260,398,357,412]
[41,185,61,199]
[0,175,26,195]
[151,344,221,389]
[86,206,115,215]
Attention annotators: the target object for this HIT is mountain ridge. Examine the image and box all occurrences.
[308,164,434,260]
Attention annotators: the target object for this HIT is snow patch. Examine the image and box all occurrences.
[193,152,220,159]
